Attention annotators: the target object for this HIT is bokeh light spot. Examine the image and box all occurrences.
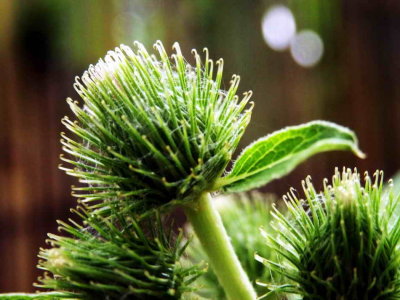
[261,5,296,51]
[290,30,324,68]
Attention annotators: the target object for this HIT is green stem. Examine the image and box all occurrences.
[184,193,257,300]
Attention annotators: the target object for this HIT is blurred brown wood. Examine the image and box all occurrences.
[0,1,69,291]
[0,0,115,292]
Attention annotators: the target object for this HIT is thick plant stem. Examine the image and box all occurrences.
[184,193,257,300]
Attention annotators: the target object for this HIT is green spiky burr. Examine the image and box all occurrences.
[61,41,252,215]
[259,168,400,299]
[36,207,204,300]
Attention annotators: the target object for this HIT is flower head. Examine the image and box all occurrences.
[37,208,204,299]
[61,41,252,214]
[260,168,400,299]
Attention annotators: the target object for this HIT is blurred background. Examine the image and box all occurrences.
[1,0,399,292]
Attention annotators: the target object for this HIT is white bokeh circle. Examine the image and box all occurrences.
[290,30,324,68]
[261,5,296,51]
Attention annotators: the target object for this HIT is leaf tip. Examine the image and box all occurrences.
[354,147,366,159]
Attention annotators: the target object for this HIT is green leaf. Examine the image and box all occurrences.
[214,121,365,193]
[0,292,69,299]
